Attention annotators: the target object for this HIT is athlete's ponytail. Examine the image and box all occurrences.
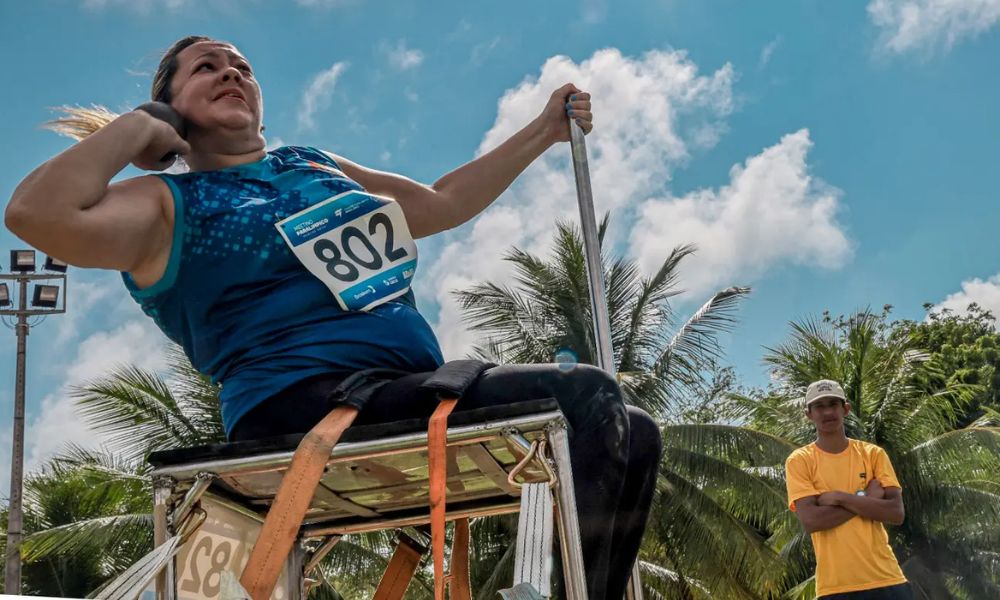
[43,105,118,141]
[43,35,214,141]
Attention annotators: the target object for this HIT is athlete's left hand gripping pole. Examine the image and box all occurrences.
[569,115,646,600]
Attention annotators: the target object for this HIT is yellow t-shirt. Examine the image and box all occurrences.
[785,439,907,597]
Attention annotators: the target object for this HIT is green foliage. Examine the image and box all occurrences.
[2,453,150,597]
[11,345,225,597]
[896,303,1000,427]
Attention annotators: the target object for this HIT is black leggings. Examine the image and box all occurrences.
[231,363,663,600]
[819,583,913,599]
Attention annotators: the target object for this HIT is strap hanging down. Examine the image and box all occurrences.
[373,534,427,600]
[240,405,359,600]
[512,482,555,596]
[429,396,458,600]
[449,517,472,600]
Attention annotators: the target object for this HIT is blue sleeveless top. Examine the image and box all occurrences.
[122,146,444,436]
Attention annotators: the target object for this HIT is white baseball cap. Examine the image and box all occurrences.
[805,379,847,407]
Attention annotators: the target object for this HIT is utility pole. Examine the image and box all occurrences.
[2,250,67,594]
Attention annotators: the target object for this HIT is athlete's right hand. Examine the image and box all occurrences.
[130,109,191,172]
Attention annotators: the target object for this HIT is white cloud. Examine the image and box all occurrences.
[382,40,425,71]
[53,280,113,346]
[420,48,736,358]
[298,62,348,131]
[630,129,851,297]
[759,35,782,68]
[23,320,169,476]
[931,273,1000,322]
[868,0,1000,54]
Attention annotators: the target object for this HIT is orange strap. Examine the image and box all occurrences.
[449,517,472,600]
[429,396,458,600]
[372,535,425,600]
[240,405,359,600]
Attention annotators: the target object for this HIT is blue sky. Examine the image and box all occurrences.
[1,0,999,487]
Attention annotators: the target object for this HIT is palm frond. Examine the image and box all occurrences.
[663,424,797,467]
[617,244,695,373]
[644,287,750,416]
[71,364,208,462]
[21,513,152,563]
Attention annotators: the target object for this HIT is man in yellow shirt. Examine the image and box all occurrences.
[785,379,912,599]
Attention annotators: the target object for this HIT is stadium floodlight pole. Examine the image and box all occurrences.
[568,120,645,599]
[2,250,67,594]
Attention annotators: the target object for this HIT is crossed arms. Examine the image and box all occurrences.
[793,479,905,534]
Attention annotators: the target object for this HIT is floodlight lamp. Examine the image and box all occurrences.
[44,256,68,273]
[31,284,59,308]
[10,249,36,273]
[0,283,9,307]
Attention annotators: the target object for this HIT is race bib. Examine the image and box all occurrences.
[276,190,417,312]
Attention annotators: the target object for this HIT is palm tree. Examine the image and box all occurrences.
[10,448,151,596]
[456,218,804,598]
[731,309,1000,599]
[455,217,748,416]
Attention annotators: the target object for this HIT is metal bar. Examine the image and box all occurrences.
[549,424,588,600]
[151,411,561,481]
[302,501,521,538]
[227,433,495,480]
[284,541,306,600]
[505,432,534,456]
[626,551,646,598]
[170,472,214,529]
[302,486,508,526]
[315,472,479,506]
[0,308,67,317]
[304,535,342,575]
[569,119,644,599]
[569,121,614,372]
[0,273,67,282]
[152,476,176,600]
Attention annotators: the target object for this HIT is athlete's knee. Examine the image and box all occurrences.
[563,364,628,454]
[571,363,623,403]
[626,405,663,464]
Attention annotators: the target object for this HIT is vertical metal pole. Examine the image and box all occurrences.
[152,476,176,600]
[285,540,306,600]
[549,424,588,600]
[569,122,614,372]
[569,120,645,599]
[4,278,28,594]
